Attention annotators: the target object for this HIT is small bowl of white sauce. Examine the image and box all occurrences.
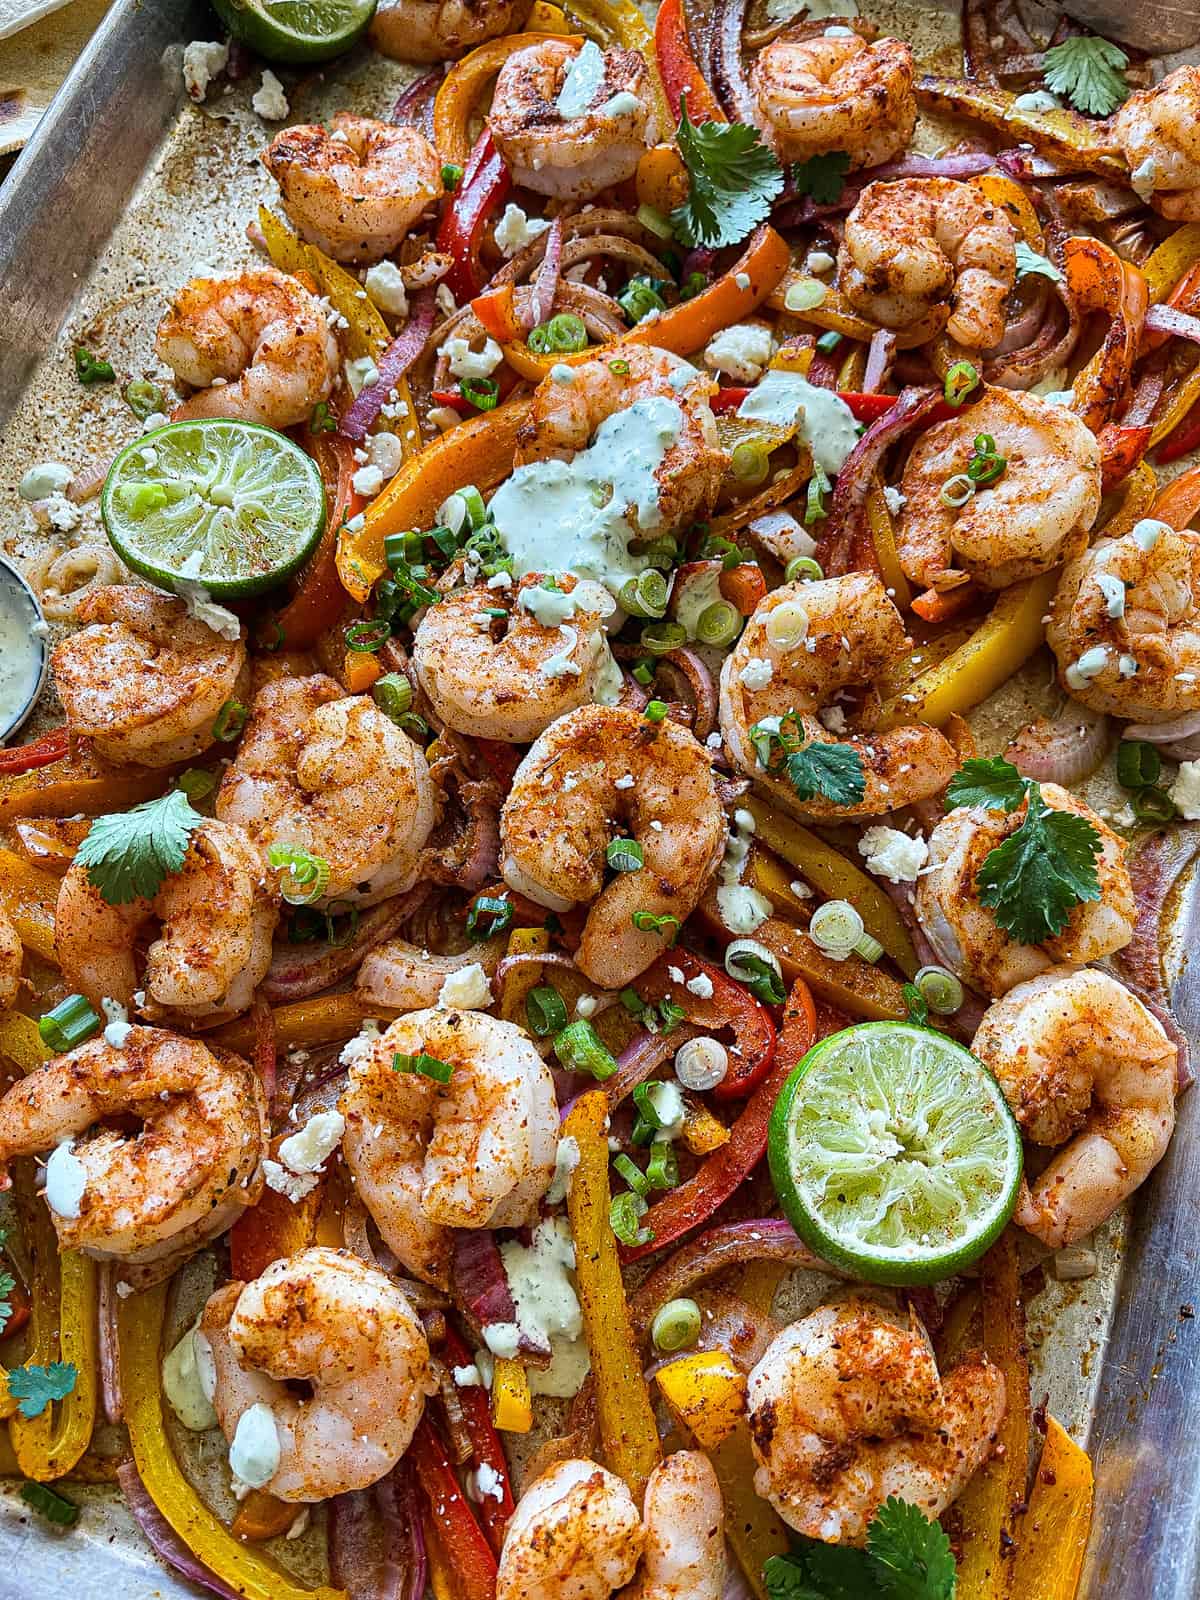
[0,556,49,743]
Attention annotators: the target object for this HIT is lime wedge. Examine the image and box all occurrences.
[211,0,377,63]
[768,1022,1022,1286]
[102,420,325,599]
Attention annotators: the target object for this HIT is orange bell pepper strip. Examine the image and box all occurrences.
[563,1089,661,1501]
[341,648,383,694]
[267,430,363,651]
[1009,1417,1094,1600]
[1098,422,1153,493]
[0,741,178,823]
[471,281,523,345]
[229,1135,326,1281]
[719,562,767,616]
[970,172,1042,247]
[0,847,59,963]
[654,0,724,124]
[911,583,980,624]
[1064,237,1149,434]
[212,992,376,1057]
[1152,462,1200,529]
[232,1490,301,1543]
[433,31,582,168]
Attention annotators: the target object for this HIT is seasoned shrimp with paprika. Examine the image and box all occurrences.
[0,1028,266,1288]
[750,29,915,170]
[370,0,532,63]
[500,705,727,989]
[637,1452,725,1600]
[262,114,444,264]
[51,585,249,768]
[1113,65,1200,220]
[973,966,1177,1248]
[497,1458,645,1600]
[156,268,338,429]
[201,1247,434,1501]
[838,178,1017,347]
[0,911,21,1010]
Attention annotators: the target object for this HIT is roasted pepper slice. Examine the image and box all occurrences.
[268,429,364,650]
[0,728,70,775]
[655,1350,746,1449]
[433,31,581,168]
[441,1322,515,1552]
[634,948,777,1101]
[410,1417,499,1599]
[490,1356,533,1434]
[437,129,512,305]
[654,0,724,123]
[212,993,376,1057]
[1009,1417,1094,1599]
[1064,237,1148,435]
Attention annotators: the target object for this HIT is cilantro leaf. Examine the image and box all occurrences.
[8,1361,78,1418]
[0,1269,14,1339]
[976,786,1102,943]
[945,756,1029,814]
[801,1539,883,1598]
[867,1497,957,1599]
[793,150,851,207]
[785,741,866,808]
[1043,35,1129,117]
[75,790,205,905]
[763,1555,832,1600]
[670,97,785,250]
[1014,240,1063,284]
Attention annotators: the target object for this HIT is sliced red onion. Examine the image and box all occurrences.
[1126,711,1200,747]
[659,647,718,740]
[866,151,995,181]
[992,288,1047,355]
[996,145,1086,180]
[862,328,898,393]
[329,1464,427,1600]
[1005,704,1110,786]
[1124,370,1165,427]
[526,212,565,333]
[450,1229,551,1361]
[98,1263,122,1424]
[493,949,579,991]
[1122,976,1194,1094]
[630,1217,837,1325]
[713,0,758,125]
[340,289,435,442]
[986,279,1080,390]
[117,1460,243,1600]
[603,1023,702,1111]
[1145,304,1200,346]
[392,71,441,130]
[1121,824,1200,1018]
[265,888,429,1002]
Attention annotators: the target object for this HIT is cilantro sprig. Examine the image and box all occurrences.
[8,1362,78,1419]
[946,757,1102,943]
[671,97,785,250]
[765,1497,957,1599]
[1042,35,1129,117]
[75,789,205,905]
[752,713,866,809]
[793,150,851,207]
[1014,240,1063,284]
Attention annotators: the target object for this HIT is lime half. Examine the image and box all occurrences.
[768,1022,1022,1286]
[102,419,325,599]
[211,0,377,62]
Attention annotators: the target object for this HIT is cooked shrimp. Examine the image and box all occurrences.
[637,1452,724,1600]
[215,673,436,907]
[262,114,444,264]
[55,819,277,1027]
[897,388,1102,591]
[413,574,618,742]
[0,1028,266,1287]
[51,585,249,767]
[339,1008,558,1287]
[973,966,1176,1248]
[1113,65,1200,220]
[719,574,958,820]
[370,0,532,63]
[0,911,21,1010]
[750,29,915,170]
[201,1247,434,1502]
[1046,522,1200,722]
[156,267,338,429]
[488,38,655,201]
[838,178,1017,347]
[497,1458,644,1600]
[747,1294,1005,1545]
[916,783,1135,997]
[500,705,726,989]
[511,346,727,542]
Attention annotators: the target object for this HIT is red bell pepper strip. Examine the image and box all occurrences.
[1098,422,1153,493]
[267,429,363,649]
[0,727,70,775]
[1156,399,1200,465]
[437,130,511,305]
[655,0,726,125]
[410,1417,498,1599]
[711,386,749,414]
[439,1325,515,1554]
[712,388,958,427]
[636,949,776,1101]
[620,981,824,1266]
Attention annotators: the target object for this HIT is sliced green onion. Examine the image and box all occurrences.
[618,569,669,619]
[658,997,686,1034]
[966,431,1007,486]
[699,534,745,571]
[804,465,831,526]
[428,523,462,559]
[680,271,708,301]
[785,555,823,584]
[385,532,415,571]
[631,910,680,941]
[123,378,165,420]
[619,276,668,324]
[636,202,675,240]
[651,1297,701,1351]
[632,659,655,687]
[393,1051,454,1083]
[177,767,216,803]
[724,940,785,1004]
[696,600,742,648]
[943,360,980,407]
[621,987,649,1021]
[211,698,247,742]
[38,994,101,1052]
[613,1151,650,1196]
[526,984,568,1037]
[397,710,431,740]
[1116,739,1162,791]
[632,1079,682,1132]
[309,399,337,433]
[610,1189,653,1247]
[784,277,827,312]
[466,895,514,940]
[461,376,499,412]
[730,438,770,487]
[816,330,843,354]
[608,358,631,376]
[268,846,330,906]
[639,621,687,655]
[554,1019,617,1080]
[647,1138,678,1190]
[74,346,114,385]
[914,964,965,1016]
[441,162,464,189]
[373,672,414,724]
[529,313,589,354]
[20,1480,79,1526]
[640,535,681,570]
[346,619,392,653]
[809,899,864,956]
[644,700,668,723]
[939,474,975,508]
[853,930,884,963]
[607,838,645,873]
[1133,786,1177,823]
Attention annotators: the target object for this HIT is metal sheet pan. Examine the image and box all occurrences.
[0,1,1197,1594]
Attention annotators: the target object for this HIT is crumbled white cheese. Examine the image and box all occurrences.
[1172,760,1200,820]
[346,355,380,395]
[101,996,132,1049]
[483,1322,523,1359]
[493,204,550,258]
[883,485,906,516]
[364,260,409,317]
[262,1160,320,1203]
[1131,157,1158,202]
[686,972,714,999]
[805,249,836,275]
[545,1136,581,1204]
[182,40,228,102]
[446,337,504,381]
[229,1404,280,1488]
[19,461,72,501]
[472,1463,505,1502]
[702,322,773,383]
[252,70,290,123]
[438,962,493,1010]
[43,492,80,534]
[615,773,635,790]
[739,657,774,690]
[819,705,847,734]
[351,463,384,498]
[453,1364,483,1387]
[174,553,242,641]
[44,1140,87,1219]
[858,825,928,883]
[339,1019,382,1067]
[278,1110,344,1175]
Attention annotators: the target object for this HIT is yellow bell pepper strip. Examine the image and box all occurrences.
[499,926,551,1027]
[635,143,690,215]
[836,341,867,390]
[568,0,671,136]
[767,274,948,349]
[747,847,818,926]
[1144,222,1200,303]
[915,78,1128,179]
[212,992,375,1057]
[680,1099,731,1155]
[955,1232,1031,1598]
[655,1351,747,1450]
[433,32,582,168]
[338,397,531,599]
[1064,238,1149,435]
[563,1089,661,1501]
[1009,1417,1094,1600]
[743,798,920,976]
[1149,349,1200,450]
[877,571,1058,731]
[867,476,912,610]
[1099,460,1157,539]
[0,1008,51,1077]
[710,1422,792,1598]
[970,173,1043,248]
[0,848,58,963]
[117,1280,345,1600]
[527,0,568,29]
[0,741,178,824]
[491,1356,533,1434]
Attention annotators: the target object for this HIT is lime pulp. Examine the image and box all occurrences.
[768,1021,1022,1286]
[101,419,326,599]
[210,0,377,63]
